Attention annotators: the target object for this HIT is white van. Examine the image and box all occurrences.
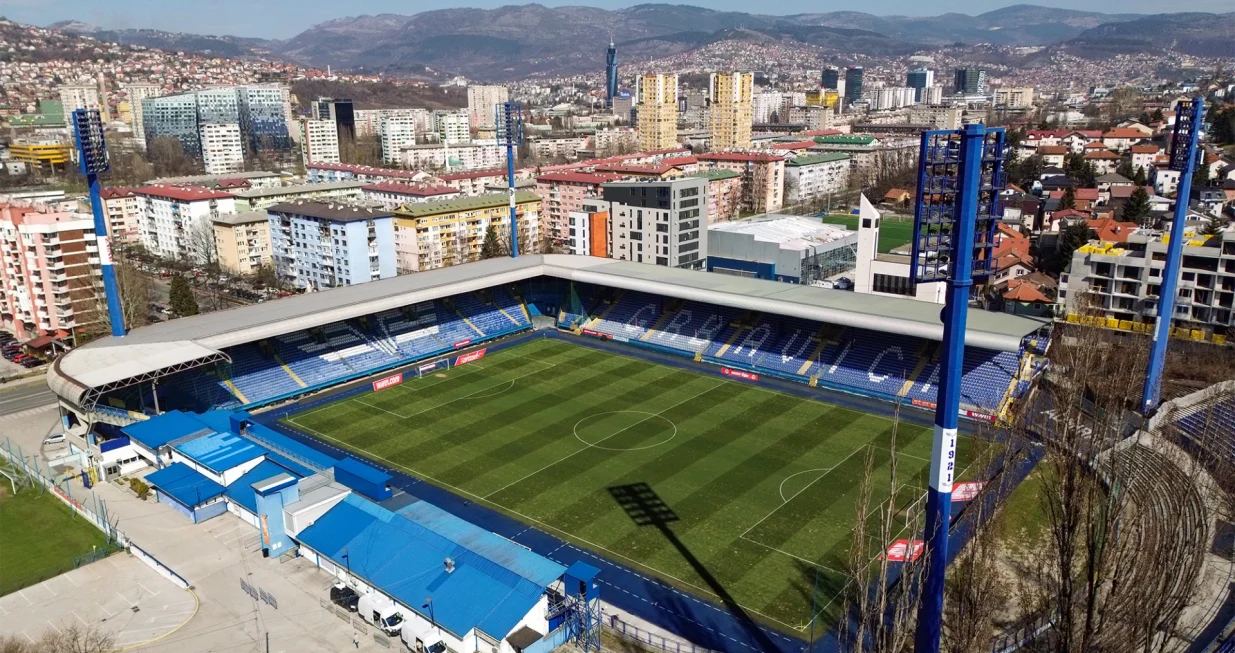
[401,619,446,653]
[357,592,404,637]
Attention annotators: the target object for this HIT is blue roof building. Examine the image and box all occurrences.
[294,495,566,650]
[144,462,228,523]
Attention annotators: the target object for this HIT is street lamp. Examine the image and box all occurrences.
[422,597,435,633]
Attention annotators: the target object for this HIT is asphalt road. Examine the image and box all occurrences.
[0,381,56,416]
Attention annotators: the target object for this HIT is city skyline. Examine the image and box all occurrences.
[16,0,1232,40]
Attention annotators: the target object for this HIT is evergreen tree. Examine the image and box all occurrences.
[168,275,199,318]
[480,224,504,260]
[1200,217,1227,236]
[1120,186,1152,225]
[1151,108,1165,123]
[1079,161,1097,187]
[1050,221,1098,275]
[1059,186,1077,210]
[1133,165,1147,186]
[1115,160,1133,180]
[1192,162,1210,188]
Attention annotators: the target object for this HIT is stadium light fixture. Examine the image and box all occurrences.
[496,101,525,257]
[72,109,126,338]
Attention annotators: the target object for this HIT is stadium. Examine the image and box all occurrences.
[40,253,1058,650]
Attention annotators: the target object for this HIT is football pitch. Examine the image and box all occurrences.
[284,338,979,633]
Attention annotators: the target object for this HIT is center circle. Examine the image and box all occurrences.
[573,411,678,451]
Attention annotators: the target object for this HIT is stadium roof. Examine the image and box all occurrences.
[48,255,1047,407]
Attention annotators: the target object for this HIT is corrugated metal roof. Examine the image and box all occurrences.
[295,495,564,639]
[786,153,850,167]
[224,460,298,514]
[146,462,226,507]
[174,431,266,474]
[123,410,212,450]
[395,191,541,219]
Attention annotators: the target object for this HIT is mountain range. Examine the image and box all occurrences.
[49,4,1235,80]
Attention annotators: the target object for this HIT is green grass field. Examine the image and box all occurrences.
[285,339,979,634]
[819,215,914,253]
[0,483,110,595]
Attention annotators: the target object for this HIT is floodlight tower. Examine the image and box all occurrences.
[497,101,525,257]
[909,123,1007,653]
[1141,97,1203,414]
[72,109,125,338]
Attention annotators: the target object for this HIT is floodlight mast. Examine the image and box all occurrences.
[497,101,524,257]
[72,109,125,338]
[910,122,1005,653]
[1141,97,1203,414]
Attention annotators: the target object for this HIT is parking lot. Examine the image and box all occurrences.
[0,553,197,649]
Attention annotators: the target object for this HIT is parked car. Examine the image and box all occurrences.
[329,584,359,612]
[12,354,32,363]
[43,433,65,446]
[22,358,45,368]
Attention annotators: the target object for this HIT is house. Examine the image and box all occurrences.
[1116,121,1154,137]
[1085,217,1139,243]
[882,188,912,206]
[1129,144,1158,172]
[1101,128,1146,152]
[1191,186,1227,216]
[1063,130,1101,154]
[1040,175,1075,193]
[990,249,1035,286]
[1036,145,1068,168]
[1045,208,1090,231]
[1001,273,1057,317]
[1083,148,1120,175]
[1153,168,1181,196]
[1049,188,1099,212]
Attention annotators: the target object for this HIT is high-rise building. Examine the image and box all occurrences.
[58,83,101,117]
[300,118,341,165]
[906,69,935,103]
[611,91,634,123]
[380,116,416,166]
[466,86,509,132]
[123,83,163,149]
[752,89,782,124]
[822,68,840,90]
[606,41,619,109]
[142,87,292,158]
[436,112,470,145]
[99,187,143,243]
[993,87,1035,108]
[312,97,356,140]
[953,68,988,95]
[134,185,238,262]
[844,67,864,105]
[211,211,271,275]
[924,85,944,105]
[635,73,678,152]
[267,202,397,289]
[392,192,541,272]
[600,177,708,270]
[708,72,754,151]
[201,123,245,175]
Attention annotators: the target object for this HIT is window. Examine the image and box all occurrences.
[656,223,668,233]
[873,273,914,296]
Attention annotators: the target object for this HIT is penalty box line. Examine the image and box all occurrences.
[354,359,558,419]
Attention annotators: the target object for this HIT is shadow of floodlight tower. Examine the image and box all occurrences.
[908,123,1007,653]
[608,482,779,652]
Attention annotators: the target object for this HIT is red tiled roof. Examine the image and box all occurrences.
[1130,145,1159,154]
[100,187,135,199]
[135,184,233,202]
[771,140,816,150]
[437,168,508,181]
[660,155,698,166]
[1050,208,1090,220]
[1026,130,1070,139]
[1086,217,1138,243]
[1083,150,1119,160]
[1083,142,1108,150]
[1004,278,1052,303]
[593,163,675,175]
[698,152,783,163]
[1050,188,1099,201]
[536,172,623,185]
[363,181,457,196]
[215,178,252,189]
[1037,146,1068,155]
[1070,130,1102,138]
[1109,185,1149,199]
[1103,128,1146,139]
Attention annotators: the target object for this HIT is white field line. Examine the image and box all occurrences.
[354,360,557,420]
[481,381,725,500]
[284,414,808,633]
[739,446,864,539]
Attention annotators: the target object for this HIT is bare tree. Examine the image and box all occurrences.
[91,260,152,338]
[0,623,115,653]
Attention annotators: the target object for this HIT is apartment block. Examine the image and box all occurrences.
[600,177,708,270]
[98,187,143,244]
[354,109,432,137]
[122,83,163,149]
[392,192,541,273]
[7,140,72,174]
[58,83,101,116]
[993,87,1035,108]
[201,123,245,175]
[566,209,610,257]
[467,86,509,132]
[229,181,368,212]
[784,153,851,204]
[709,72,754,151]
[142,86,293,158]
[267,202,397,290]
[535,172,622,246]
[691,169,742,224]
[437,112,470,145]
[135,185,237,262]
[401,142,503,172]
[697,152,785,214]
[437,169,520,197]
[1058,227,1235,336]
[300,118,341,165]
[362,182,460,210]
[0,201,102,340]
[636,74,678,152]
[211,211,272,276]
[381,115,417,166]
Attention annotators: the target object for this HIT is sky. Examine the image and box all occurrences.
[7,0,1229,40]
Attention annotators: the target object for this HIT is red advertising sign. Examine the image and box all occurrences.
[885,539,925,562]
[581,329,606,338]
[951,481,985,502]
[418,362,437,373]
[454,348,488,367]
[911,399,997,424]
[721,367,759,381]
[372,373,404,392]
[452,339,472,348]
[911,398,936,410]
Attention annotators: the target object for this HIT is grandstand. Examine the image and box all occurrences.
[49,255,1047,427]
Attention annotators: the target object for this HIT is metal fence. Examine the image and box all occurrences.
[605,617,723,653]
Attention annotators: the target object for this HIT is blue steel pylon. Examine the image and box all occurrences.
[71,109,125,338]
[1141,97,1204,413]
[496,101,524,257]
[909,122,1006,653]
